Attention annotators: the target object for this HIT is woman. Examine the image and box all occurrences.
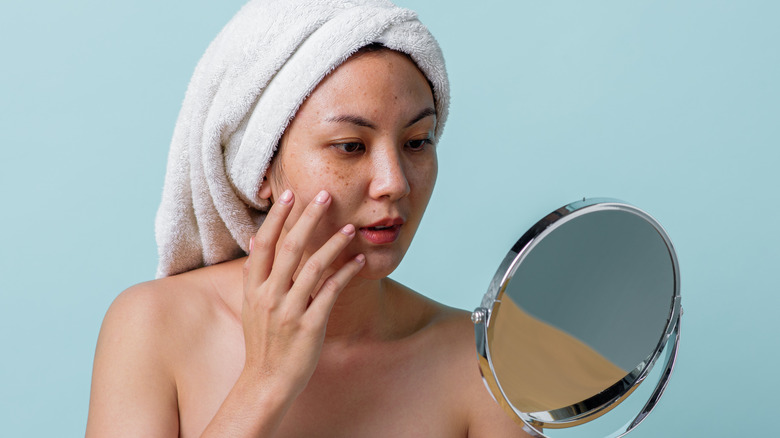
[87,1,532,436]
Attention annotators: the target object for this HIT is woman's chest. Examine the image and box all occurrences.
[278,348,467,437]
[174,329,469,437]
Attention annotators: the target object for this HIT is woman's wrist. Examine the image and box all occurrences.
[236,365,300,411]
[200,368,298,438]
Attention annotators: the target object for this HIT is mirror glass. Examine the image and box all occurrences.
[473,199,681,438]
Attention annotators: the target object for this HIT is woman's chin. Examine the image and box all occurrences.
[355,255,403,280]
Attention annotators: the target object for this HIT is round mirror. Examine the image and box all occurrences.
[473,199,681,438]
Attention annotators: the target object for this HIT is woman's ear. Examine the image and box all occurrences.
[258,176,272,201]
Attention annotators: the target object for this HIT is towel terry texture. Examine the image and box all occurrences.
[155,0,450,278]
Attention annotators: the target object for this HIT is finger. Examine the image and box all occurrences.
[268,190,332,284]
[245,189,294,285]
[306,254,366,324]
[288,224,356,307]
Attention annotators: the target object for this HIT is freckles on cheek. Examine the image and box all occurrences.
[284,149,360,210]
[312,157,353,191]
[333,167,351,186]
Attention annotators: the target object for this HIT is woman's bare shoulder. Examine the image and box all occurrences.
[97,264,242,381]
[96,266,230,373]
[390,283,534,437]
[86,273,199,436]
[114,258,243,322]
[386,279,471,336]
[107,269,214,330]
[87,263,242,436]
[379,279,466,344]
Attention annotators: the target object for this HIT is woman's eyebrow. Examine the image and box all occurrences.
[324,107,436,130]
[405,107,435,128]
[326,114,377,129]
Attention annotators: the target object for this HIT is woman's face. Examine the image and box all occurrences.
[263,49,438,279]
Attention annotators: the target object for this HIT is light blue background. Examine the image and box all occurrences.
[1,0,778,436]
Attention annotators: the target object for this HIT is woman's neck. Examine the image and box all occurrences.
[213,257,398,344]
[321,275,393,342]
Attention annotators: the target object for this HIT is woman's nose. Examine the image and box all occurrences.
[368,148,410,201]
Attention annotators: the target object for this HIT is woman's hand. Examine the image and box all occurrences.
[201,189,364,437]
[241,188,365,400]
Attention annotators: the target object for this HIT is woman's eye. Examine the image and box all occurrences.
[406,138,432,151]
[333,142,365,154]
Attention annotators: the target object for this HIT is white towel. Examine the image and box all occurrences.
[155,0,450,278]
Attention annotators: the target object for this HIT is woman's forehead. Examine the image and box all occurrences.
[297,50,435,124]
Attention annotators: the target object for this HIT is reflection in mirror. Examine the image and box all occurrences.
[474,199,681,438]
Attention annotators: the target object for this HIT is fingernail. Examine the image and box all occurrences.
[340,224,355,236]
[279,189,293,204]
[315,190,330,204]
[249,236,255,253]
[355,254,365,264]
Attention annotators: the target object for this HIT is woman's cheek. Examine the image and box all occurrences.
[411,160,437,201]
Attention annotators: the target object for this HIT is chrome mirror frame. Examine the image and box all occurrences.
[472,199,682,438]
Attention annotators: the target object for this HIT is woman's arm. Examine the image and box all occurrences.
[86,284,180,437]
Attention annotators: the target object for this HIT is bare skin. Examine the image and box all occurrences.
[87,50,532,437]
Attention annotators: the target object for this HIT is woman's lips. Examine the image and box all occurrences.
[358,224,402,244]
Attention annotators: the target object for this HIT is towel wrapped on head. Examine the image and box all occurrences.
[155,0,450,278]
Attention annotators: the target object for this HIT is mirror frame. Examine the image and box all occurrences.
[472,198,682,437]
